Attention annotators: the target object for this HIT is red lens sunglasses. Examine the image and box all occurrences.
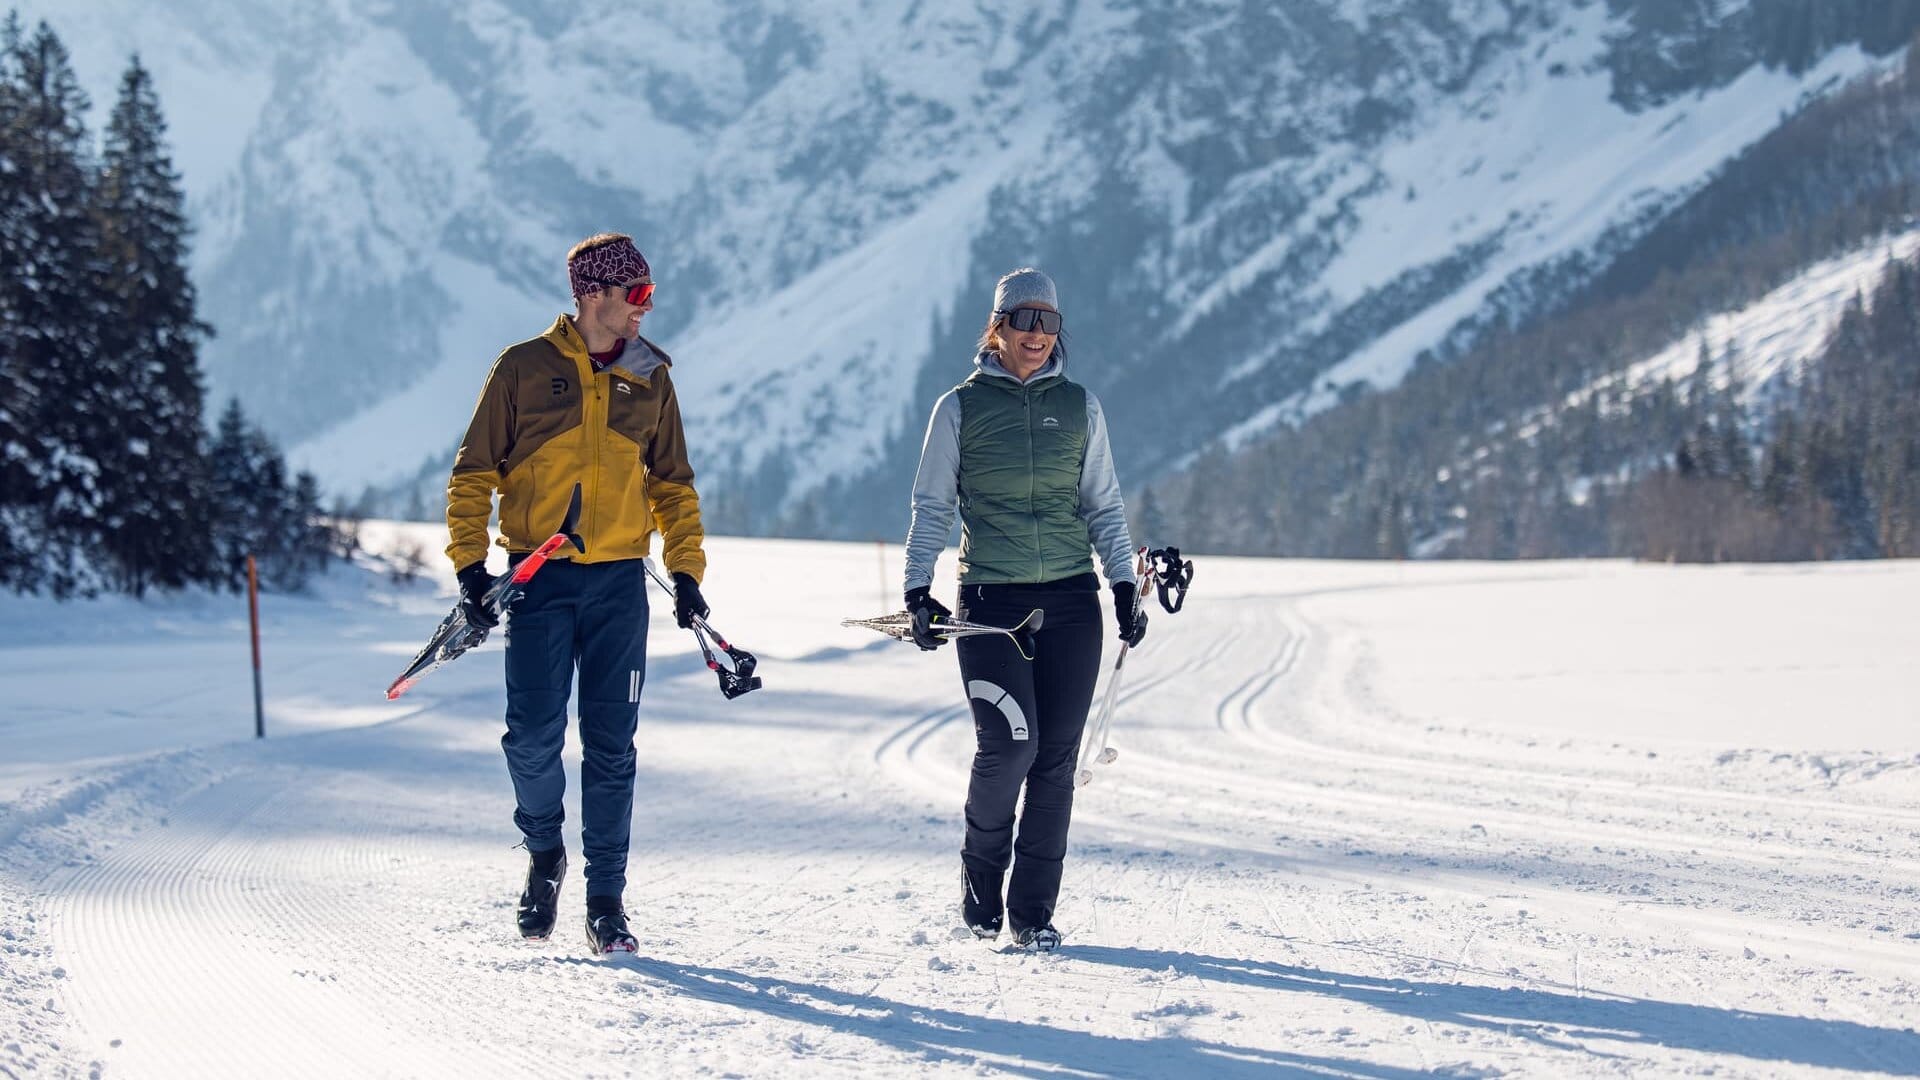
[593,279,654,306]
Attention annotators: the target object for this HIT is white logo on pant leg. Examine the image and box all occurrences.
[629,670,641,703]
[967,679,1028,741]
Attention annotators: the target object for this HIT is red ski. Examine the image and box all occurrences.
[385,483,585,700]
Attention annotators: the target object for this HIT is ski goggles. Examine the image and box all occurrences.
[997,306,1062,335]
[591,279,655,306]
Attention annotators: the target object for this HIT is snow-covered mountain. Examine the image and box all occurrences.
[1464,225,1920,515]
[1586,228,1920,420]
[22,0,1909,533]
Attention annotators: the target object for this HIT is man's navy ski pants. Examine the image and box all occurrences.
[502,557,648,898]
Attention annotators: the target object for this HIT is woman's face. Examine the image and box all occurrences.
[996,303,1059,378]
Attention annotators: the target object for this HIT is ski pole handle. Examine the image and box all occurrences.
[1148,547,1193,613]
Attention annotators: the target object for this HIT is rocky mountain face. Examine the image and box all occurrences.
[24,0,1917,537]
[1141,30,1920,562]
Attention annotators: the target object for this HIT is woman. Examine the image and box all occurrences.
[902,267,1146,952]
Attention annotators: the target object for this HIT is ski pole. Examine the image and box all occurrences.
[1077,546,1195,786]
[1077,548,1148,785]
[641,559,762,699]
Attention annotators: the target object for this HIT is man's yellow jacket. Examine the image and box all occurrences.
[445,315,705,581]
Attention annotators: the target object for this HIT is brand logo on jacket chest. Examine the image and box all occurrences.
[1040,416,1061,428]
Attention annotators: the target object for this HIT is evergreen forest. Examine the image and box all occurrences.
[0,15,340,597]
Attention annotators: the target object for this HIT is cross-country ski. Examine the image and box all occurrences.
[385,483,586,700]
[842,607,1045,660]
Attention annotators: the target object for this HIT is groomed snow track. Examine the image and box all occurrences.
[3,543,1917,1078]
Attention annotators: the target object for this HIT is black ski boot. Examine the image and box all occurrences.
[1010,924,1062,952]
[960,864,1004,940]
[585,896,638,955]
[516,845,566,940]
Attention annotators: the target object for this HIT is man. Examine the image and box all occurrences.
[445,233,711,954]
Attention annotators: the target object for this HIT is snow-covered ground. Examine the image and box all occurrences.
[3,532,1917,1078]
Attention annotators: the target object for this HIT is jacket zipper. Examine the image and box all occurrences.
[1026,386,1042,582]
[584,353,603,555]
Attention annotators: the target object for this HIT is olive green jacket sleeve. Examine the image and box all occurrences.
[445,355,514,571]
[645,368,707,583]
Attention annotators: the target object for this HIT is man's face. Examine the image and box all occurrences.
[584,277,654,343]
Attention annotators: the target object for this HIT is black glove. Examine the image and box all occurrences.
[1112,581,1147,647]
[456,561,500,629]
[904,586,952,650]
[672,572,709,629]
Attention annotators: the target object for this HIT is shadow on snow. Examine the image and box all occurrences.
[1065,945,1920,1075]
[599,956,1445,1080]
[545,947,1920,1077]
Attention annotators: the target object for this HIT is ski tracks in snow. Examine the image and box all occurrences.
[6,555,1920,1077]
[865,567,1920,1076]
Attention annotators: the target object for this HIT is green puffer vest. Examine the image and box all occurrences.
[953,369,1092,584]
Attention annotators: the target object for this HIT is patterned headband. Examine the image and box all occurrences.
[568,238,651,298]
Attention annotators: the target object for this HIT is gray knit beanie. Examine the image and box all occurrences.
[992,267,1058,317]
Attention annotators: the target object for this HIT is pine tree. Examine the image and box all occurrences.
[0,11,30,584]
[206,397,334,590]
[0,28,334,598]
[93,55,212,595]
[1132,485,1168,548]
[1376,489,1409,559]
[284,470,330,582]
[0,20,102,595]
[208,398,268,588]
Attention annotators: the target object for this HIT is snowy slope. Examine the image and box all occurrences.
[4,534,1919,1077]
[1463,227,1920,458]
[1231,27,1888,435]
[1610,228,1920,404]
[13,1,1908,529]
